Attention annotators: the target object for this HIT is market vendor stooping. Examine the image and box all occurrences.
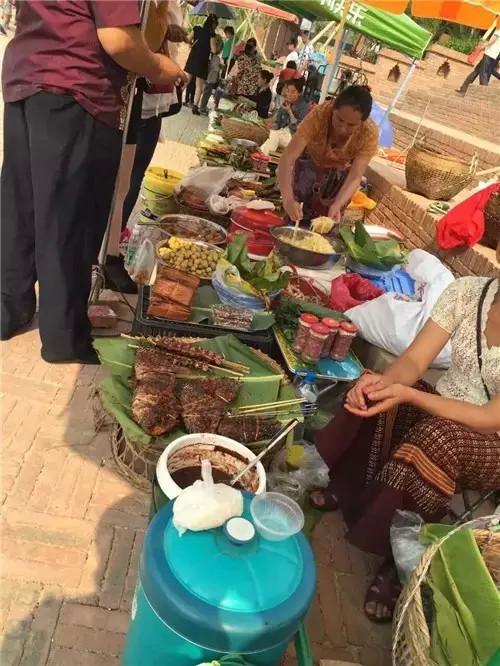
[278,85,378,225]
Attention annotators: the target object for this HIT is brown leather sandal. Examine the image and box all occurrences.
[364,560,402,623]
[309,489,339,512]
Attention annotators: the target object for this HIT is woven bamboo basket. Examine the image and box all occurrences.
[392,517,500,666]
[221,117,269,146]
[111,422,165,491]
[483,190,500,250]
[405,145,477,201]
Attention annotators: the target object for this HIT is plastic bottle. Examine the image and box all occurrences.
[124,224,143,271]
[294,371,319,405]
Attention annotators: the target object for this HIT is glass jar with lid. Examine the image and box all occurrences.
[302,323,329,364]
[320,318,340,357]
[330,321,358,361]
[292,313,319,354]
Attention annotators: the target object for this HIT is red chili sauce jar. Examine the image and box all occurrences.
[292,313,318,354]
[302,323,329,364]
[320,317,340,357]
[330,321,358,361]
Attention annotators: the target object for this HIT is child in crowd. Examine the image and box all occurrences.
[221,25,235,70]
[255,70,273,118]
[199,35,223,115]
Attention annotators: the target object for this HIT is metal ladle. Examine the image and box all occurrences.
[230,419,299,487]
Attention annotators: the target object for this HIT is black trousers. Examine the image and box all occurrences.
[1,92,122,359]
[121,115,162,230]
[459,54,500,92]
[185,77,196,104]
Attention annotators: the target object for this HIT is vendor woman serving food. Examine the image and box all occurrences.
[278,85,378,225]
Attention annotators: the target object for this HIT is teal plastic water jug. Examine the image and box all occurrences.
[123,495,316,665]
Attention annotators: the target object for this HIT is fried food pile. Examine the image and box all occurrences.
[131,340,278,442]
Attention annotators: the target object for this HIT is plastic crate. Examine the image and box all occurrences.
[132,286,277,357]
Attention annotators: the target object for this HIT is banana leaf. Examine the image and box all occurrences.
[279,295,345,321]
[94,335,295,447]
[225,233,290,296]
[340,220,406,271]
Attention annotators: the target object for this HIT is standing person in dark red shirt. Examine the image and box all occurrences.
[1,0,186,364]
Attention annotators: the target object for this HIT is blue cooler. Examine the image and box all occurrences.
[123,495,316,665]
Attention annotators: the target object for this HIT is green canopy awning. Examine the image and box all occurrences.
[262,0,432,59]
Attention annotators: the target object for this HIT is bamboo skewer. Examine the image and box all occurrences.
[121,333,250,374]
[207,364,245,377]
[235,398,305,414]
[127,344,245,377]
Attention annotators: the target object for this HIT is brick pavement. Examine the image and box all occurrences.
[0,319,392,666]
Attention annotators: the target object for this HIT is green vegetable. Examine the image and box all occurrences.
[275,300,301,342]
[340,220,406,270]
[225,233,290,298]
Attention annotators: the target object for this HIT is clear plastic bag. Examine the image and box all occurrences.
[267,442,330,501]
[390,510,426,583]
[128,238,156,285]
[176,165,235,198]
[173,460,243,535]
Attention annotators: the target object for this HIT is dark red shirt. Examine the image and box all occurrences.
[2,0,141,129]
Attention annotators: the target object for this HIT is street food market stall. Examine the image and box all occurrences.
[90,3,500,666]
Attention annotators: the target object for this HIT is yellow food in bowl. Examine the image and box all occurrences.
[281,232,334,254]
[158,237,219,279]
[311,216,335,235]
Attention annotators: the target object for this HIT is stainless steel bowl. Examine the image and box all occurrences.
[271,226,341,268]
[157,214,227,246]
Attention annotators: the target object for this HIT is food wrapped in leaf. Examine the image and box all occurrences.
[340,220,406,271]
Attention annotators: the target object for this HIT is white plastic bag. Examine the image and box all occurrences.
[390,510,426,583]
[173,460,243,535]
[207,194,247,216]
[176,165,235,198]
[346,249,454,368]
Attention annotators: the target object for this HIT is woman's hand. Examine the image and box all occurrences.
[283,196,303,223]
[150,54,188,85]
[346,383,412,418]
[328,200,342,223]
[345,372,388,411]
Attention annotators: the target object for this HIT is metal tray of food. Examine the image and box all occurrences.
[158,214,227,245]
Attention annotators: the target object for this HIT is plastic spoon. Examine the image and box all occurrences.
[229,419,299,487]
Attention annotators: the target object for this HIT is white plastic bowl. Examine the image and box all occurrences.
[156,432,267,500]
[250,492,305,542]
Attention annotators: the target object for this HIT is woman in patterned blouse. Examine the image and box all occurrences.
[278,85,379,225]
[311,257,500,622]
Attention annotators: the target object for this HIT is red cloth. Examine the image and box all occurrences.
[330,273,383,313]
[436,183,500,249]
[2,0,141,128]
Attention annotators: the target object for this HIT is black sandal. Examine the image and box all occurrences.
[309,489,339,512]
[364,560,401,623]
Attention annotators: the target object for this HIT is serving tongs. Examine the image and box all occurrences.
[230,418,299,487]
